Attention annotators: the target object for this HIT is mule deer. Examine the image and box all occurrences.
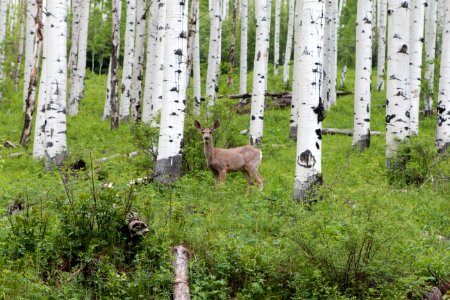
[194,120,263,191]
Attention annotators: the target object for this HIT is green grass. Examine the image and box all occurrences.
[0,66,449,299]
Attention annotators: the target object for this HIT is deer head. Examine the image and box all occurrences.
[194,120,220,144]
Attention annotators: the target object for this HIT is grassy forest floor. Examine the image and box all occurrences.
[0,67,449,299]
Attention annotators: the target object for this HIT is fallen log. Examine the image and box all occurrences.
[126,211,149,237]
[173,245,191,300]
[322,128,383,136]
[0,152,25,158]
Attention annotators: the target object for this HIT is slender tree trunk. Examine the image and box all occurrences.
[130,0,146,122]
[282,0,295,85]
[14,0,25,93]
[239,0,248,94]
[173,245,191,300]
[274,0,281,76]
[352,0,373,150]
[293,0,325,202]
[110,0,121,129]
[227,0,237,86]
[338,0,346,17]
[322,0,331,111]
[424,0,437,117]
[146,0,166,126]
[376,0,387,91]
[193,0,201,115]
[289,0,302,139]
[20,0,42,147]
[0,0,7,82]
[386,0,411,167]
[23,0,35,110]
[68,0,89,116]
[185,0,199,90]
[44,0,68,170]
[409,0,426,135]
[329,0,338,107]
[249,0,270,146]
[340,65,347,88]
[33,1,49,159]
[119,0,136,121]
[142,0,159,123]
[435,0,450,153]
[206,0,221,109]
[154,0,189,184]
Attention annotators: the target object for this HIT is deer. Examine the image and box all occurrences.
[194,120,263,191]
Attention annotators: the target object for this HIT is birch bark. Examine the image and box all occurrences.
[130,0,146,121]
[23,0,35,110]
[386,0,411,166]
[352,0,373,150]
[44,0,68,170]
[293,0,325,201]
[329,0,338,107]
[424,0,437,116]
[289,0,302,139]
[376,0,387,91]
[142,0,159,123]
[274,0,281,76]
[206,0,221,109]
[154,0,188,184]
[322,0,331,111]
[14,0,25,93]
[249,0,270,146]
[409,0,426,135]
[119,0,136,121]
[239,0,248,94]
[193,0,201,115]
[110,0,121,129]
[282,0,295,85]
[68,0,89,116]
[0,0,7,81]
[435,1,450,153]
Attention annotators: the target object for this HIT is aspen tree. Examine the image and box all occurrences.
[193,0,201,115]
[23,0,36,110]
[206,0,221,109]
[274,0,281,76]
[282,0,295,85]
[289,0,302,139]
[424,0,437,116]
[376,0,387,91]
[239,0,248,94]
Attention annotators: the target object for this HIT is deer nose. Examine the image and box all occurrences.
[203,136,209,141]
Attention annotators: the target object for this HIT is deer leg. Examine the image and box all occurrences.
[247,166,263,191]
[219,170,227,185]
[242,170,254,186]
[213,171,219,190]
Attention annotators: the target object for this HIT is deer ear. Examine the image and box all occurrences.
[194,120,203,130]
[212,120,220,130]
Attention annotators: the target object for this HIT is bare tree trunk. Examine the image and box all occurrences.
[185,0,199,87]
[22,0,36,111]
[227,0,237,86]
[239,0,248,94]
[273,0,281,76]
[424,0,437,117]
[110,0,121,129]
[20,0,42,146]
[173,245,191,300]
[282,0,295,85]
[193,0,201,115]
[376,0,387,91]
[289,0,302,139]
[14,0,25,92]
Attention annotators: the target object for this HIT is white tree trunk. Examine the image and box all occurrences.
[33,1,49,159]
[274,0,281,76]
[293,0,325,201]
[23,0,36,110]
[14,0,26,93]
[109,0,121,128]
[282,0,295,85]
[436,1,450,152]
[103,0,121,120]
[119,0,136,121]
[352,0,373,149]
[338,0,346,17]
[44,0,67,169]
[322,0,331,111]
[206,0,221,109]
[409,0,426,135]
[329,0,338,107]
[130,0,146,121]
[0,0,7,81]
[142,0,159,123]
[146,0,166,126]
[193,0,201,115]
[249,0,270,146]
[222,0,229,20]
[67,0,89,116]
[239,0,248,94]
[376,0,387,91]
[154,0,188,184]
[424,0,437,116]
[386,0,411,165]
[289,0,302,139]
[173,245,191,300]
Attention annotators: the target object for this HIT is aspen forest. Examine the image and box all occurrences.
[1,0,450,298]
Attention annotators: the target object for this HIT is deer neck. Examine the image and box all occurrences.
[203,140,215,167]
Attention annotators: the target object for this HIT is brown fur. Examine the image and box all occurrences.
[195,120,263,191]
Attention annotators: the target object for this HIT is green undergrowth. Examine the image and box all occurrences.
[0,67,449,299]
